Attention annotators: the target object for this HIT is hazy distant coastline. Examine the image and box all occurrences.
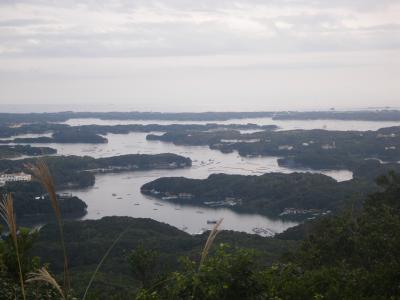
[2,109,400,125]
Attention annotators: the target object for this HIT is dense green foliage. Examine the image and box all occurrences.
[136,244,265,300]
[128,245,160,289]
[0,226,60,299]
[31,217,296,298]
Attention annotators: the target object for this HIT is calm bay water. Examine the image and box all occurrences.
[31,131,351,236]
[11,117,399,236]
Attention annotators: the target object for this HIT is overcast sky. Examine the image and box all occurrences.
[0,0,399,111]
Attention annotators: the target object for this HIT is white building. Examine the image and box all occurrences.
[0,172,32,186]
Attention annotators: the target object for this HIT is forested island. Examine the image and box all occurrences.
[141,173,373,219]
[0,145,57,159]
[0,181,87,222]
[0,127,108,144]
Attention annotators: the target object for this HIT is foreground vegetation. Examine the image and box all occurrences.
[31,217,296,298]
[1,163,400,299]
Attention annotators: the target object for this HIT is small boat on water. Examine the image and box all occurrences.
[134,203,140,206]
[112,193,117,196]
[252,227,274,236]
[207,220,218,224]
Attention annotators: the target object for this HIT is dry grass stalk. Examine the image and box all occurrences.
[82,229,128,300]
[0,194,26,300]
[26,160,71,293]
[199,218,223,268]
[26,267,65,300]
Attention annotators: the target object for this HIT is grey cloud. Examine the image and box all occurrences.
[0,0,399,109]
[0,1,399,58]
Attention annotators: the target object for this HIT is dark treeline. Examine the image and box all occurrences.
[1,110,400,126]
[0,122,276,139]
[0,127,108,144]
[0,111,275,125]
[274,109,400,121]
[0,145,57,159]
